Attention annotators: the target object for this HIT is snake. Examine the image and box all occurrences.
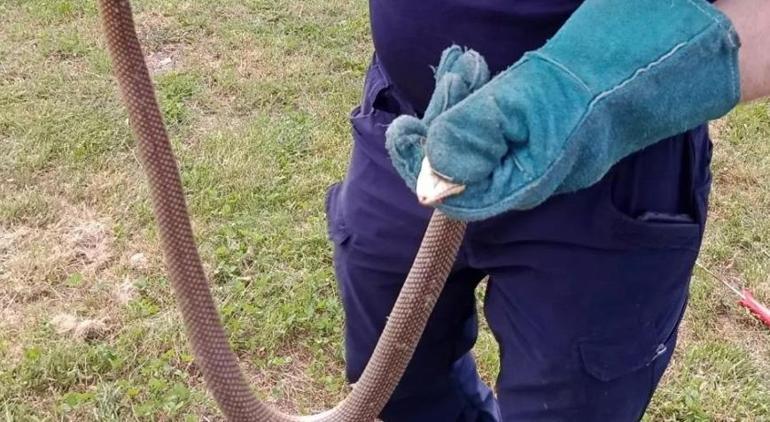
[97,0,468,420]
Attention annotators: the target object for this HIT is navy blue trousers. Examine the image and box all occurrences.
[326,57,713,421]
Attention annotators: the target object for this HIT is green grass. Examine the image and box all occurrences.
[1,1,769,420]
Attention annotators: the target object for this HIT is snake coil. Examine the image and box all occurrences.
[98,0,467,420]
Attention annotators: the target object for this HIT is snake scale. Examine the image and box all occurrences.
[97,0,468,420]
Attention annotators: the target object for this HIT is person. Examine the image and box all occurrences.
[324,0,770,420]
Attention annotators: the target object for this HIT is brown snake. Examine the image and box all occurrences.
[97,0,467,420]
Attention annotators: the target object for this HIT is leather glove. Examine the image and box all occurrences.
[386,0,741,221]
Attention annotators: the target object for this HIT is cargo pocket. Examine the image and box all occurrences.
[579,328,672,384]
[325,182,350,246]
[574,321,681,422]
[600,178,702,250]
[599,130,713,250]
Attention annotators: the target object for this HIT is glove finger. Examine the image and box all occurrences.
[422,74,471,124]
[424,47,491,124]
[434,46,490,91]
[450,48,490,92]
[385,115,428,189]
[433,45,465,82]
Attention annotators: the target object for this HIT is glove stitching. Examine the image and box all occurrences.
[510,152,528,176]
[590,41,688,108]
[528,51,592,95]
[685,0,735,43]
[466,50,486,88]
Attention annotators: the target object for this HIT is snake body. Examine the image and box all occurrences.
[98,1,467,420]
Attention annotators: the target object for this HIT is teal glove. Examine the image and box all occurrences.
[386,0,741,221]
[387,46,491,168]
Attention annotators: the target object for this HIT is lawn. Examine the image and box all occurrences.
[1,0,769,420]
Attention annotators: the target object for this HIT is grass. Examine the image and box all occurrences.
[1,0,768,420]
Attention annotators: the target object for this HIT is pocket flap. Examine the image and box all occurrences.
[579,330,669,382]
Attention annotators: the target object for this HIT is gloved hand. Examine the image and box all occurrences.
[386,0,741,221]
[386,46,492,205]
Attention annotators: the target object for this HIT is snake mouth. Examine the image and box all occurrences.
[416,157,466,206]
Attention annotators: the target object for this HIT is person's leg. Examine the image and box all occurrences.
[468,128,712,421]
[331,231,495,421]
[325,55,499,421]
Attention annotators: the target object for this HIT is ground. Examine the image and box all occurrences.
[1,0,769,420]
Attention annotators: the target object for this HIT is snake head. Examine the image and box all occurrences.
[415,157,466,206]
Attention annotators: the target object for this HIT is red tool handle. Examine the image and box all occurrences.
[739,289,770,329]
